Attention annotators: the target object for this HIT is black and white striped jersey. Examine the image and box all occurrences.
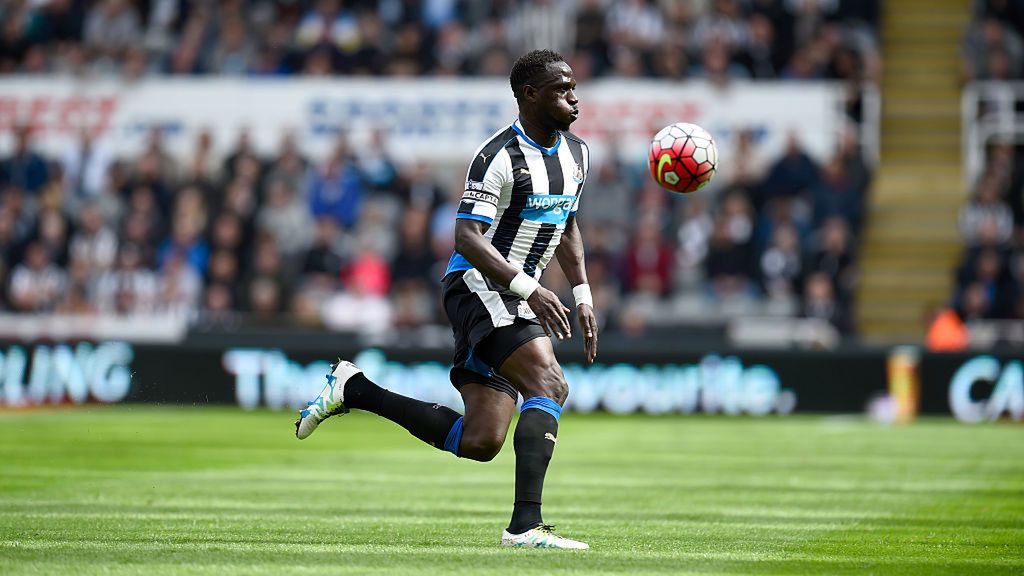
[445,119,590,279]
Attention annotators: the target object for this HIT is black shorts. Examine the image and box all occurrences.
[442,268,547,401]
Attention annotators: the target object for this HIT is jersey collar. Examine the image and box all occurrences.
[512,119,562,156]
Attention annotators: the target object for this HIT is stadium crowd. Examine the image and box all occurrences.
[962,0,1024,81]
[942,0,1024,338]
[0,0,880,83]
[951,143,1024,325]
[0,0,880,336]
[0,123,869,335]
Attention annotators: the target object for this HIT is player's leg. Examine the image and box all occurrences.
[491,334,588,549]
[496,336,566,534]
[294,360,516,461]
[295,360,463,450]
[453,381,516,462]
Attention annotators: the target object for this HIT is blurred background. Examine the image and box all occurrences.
[0,0,1020,421]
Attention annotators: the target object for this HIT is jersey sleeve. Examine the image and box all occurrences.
[569,142,590,216]
[458,150,510,225]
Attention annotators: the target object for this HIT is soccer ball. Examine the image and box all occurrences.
[648,122,718,193]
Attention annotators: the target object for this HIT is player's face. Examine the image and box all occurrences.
[536,62,579,131]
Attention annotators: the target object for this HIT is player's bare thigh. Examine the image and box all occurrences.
[457,382,516,461]
[497,337,568,405]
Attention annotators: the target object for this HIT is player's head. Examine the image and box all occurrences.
[510,49,578,131]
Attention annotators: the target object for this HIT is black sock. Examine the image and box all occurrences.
[345,373,462,451]
[508,397,561,535]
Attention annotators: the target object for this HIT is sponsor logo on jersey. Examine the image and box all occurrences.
[521,194,575,224]
[544,432,557,443]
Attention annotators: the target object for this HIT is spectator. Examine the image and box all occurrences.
[308,139,363,229]
[806,216,856,298]
[257,178,314,258]
[186,129,222,186]
[759,223,803,300]
[157,252,202,317]
[963,17,1023,80]
[9,242,65,312]
[207,249,242,303]
[303,216,346,283]
[506,0,578,57]
[398,160,446,211]
[266,132,309,194]
[247,276,284,323]
[675,196,714,288]
[358,129,400,193]
[720,129,770,191]
[812,155,865,230]
[737,14,785,79]
[206,16,253,75]
[691,0,750,52]
[245,237,292,309]
[70,202,118,273]
[35,207,71,268]
[574,0,610,75]
[158,217,209,276]
[622,212,674,296]
[84,0,142,63]
[295,0,361,54]
[1,127,49,194]
[956,248,1013,317]
[322,243,392,334]
[705,214,754,300]
[391,206,438,288]
[959,175,1014,246]
[62,129,113,199]
[802,271,851,334]
[94,244,158,314]
[760,134,819,208]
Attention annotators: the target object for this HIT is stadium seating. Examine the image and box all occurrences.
[0,0,882,337]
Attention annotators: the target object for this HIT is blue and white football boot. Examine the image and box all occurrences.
[295,360,363,440]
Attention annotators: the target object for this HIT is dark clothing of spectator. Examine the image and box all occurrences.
[0,151,49,193]
[759,149,819,208]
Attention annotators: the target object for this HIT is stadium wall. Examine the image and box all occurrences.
[0,77,846,165]
[0,340,1020,424]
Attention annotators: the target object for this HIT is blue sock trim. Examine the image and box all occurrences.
[443,416,464,456]
[520,396,562,421]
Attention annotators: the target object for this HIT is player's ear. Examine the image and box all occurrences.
[522,84,539,103]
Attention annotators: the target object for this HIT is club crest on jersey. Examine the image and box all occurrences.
[572,162,585,184]
[521,194,575,224]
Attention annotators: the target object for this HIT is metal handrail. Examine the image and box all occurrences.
[962,81,1024,186]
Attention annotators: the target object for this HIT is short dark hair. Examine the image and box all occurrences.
[509,49,565,99]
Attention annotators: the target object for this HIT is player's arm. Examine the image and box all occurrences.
[554,215,598,363]
[455,150,571,340]
[454,219,572,340]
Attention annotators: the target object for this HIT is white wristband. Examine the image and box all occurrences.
[509,272,540,300]
[572,284,593,308]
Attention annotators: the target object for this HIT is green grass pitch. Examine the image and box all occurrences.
[1,407,1022,575]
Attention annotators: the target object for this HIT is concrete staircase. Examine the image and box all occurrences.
[856,0,972,342]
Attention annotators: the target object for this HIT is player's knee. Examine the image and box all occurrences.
[460,430,504,462]
[532,360,568,405]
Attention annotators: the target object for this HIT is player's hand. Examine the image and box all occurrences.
[528,287,572,340]
[577,303,598,364]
